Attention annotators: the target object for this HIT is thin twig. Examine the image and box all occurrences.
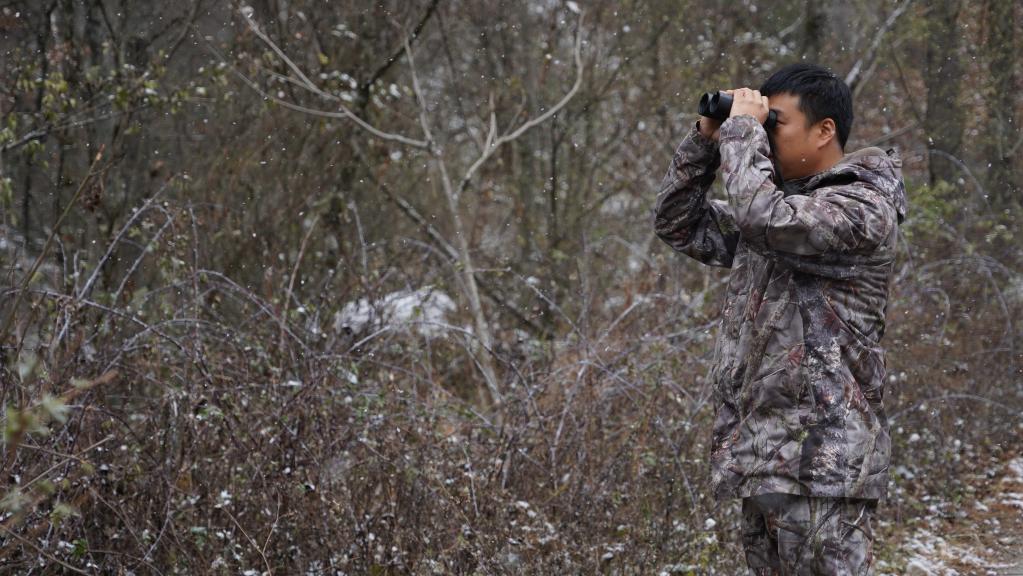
[262,491,281,556]
[281,216,319,348]
[221,13,428,147]
[0,524,92,574]
[846,0,914,91]
[1,147,105,344]
[59,181,171,348]
[454,12,586,199]
[225,507,273,575]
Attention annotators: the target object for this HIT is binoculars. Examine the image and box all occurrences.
[698,91,778,131]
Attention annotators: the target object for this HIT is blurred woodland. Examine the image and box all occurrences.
[1,0,1022,573]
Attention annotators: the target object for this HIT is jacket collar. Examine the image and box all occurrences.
[781,147,908,224]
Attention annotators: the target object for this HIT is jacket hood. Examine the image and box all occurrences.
[804,146,908,224]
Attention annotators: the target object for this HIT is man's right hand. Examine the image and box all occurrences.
[698,116,724,141]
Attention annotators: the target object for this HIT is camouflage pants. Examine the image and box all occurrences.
[740,493,878,575]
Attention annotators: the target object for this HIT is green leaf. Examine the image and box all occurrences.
[72,538,88,557]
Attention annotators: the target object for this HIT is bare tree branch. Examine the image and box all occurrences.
[845,0,914,92]
[358,0,442,101]
[397,13,504,411]
[455,13,586,199]
[209,11,430,148]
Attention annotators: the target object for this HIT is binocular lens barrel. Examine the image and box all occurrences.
[698,91,777,130]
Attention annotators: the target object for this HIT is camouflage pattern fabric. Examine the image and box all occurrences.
[741,493,877,575]
[653,114,907,502]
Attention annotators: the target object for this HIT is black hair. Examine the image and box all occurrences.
[760,63,853,150]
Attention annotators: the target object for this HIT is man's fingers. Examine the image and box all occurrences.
[734,87,761,103]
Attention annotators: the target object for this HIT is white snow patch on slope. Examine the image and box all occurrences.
[334,286,458,338]
[883,457,1023,575]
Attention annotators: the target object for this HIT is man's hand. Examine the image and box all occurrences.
[728,87,770,125]
[697,116,723,142]
[697,89,734,141]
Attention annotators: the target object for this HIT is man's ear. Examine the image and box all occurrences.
[816,118,837,149]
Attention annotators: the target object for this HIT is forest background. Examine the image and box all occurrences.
[1,0,1021,573]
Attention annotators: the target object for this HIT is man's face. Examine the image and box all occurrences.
[767,92,833,180]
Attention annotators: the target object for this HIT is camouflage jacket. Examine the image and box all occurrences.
[653,115,907,502]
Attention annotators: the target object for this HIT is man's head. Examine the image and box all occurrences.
[760,63,853,180]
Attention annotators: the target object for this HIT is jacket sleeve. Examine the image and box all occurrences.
[652,121,740,268]
[718,115,898,257]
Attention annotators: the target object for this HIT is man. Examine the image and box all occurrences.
[652,63,907,574]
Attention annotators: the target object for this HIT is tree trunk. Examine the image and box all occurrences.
[801,0,827,61]
[983,0,1019,207]
[433,152,503,412]
[924,0,966,186]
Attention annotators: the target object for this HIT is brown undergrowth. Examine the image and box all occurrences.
[1,197,1020,574]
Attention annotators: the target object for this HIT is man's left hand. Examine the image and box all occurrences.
[728,87,770,125]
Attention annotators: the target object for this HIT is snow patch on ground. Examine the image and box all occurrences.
[333,286,458,338]
[883,456,1023,576]
[894,528,1012,575]
[1001,457,1023,509]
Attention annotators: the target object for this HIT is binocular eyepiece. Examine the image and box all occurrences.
[698,91,778,131]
